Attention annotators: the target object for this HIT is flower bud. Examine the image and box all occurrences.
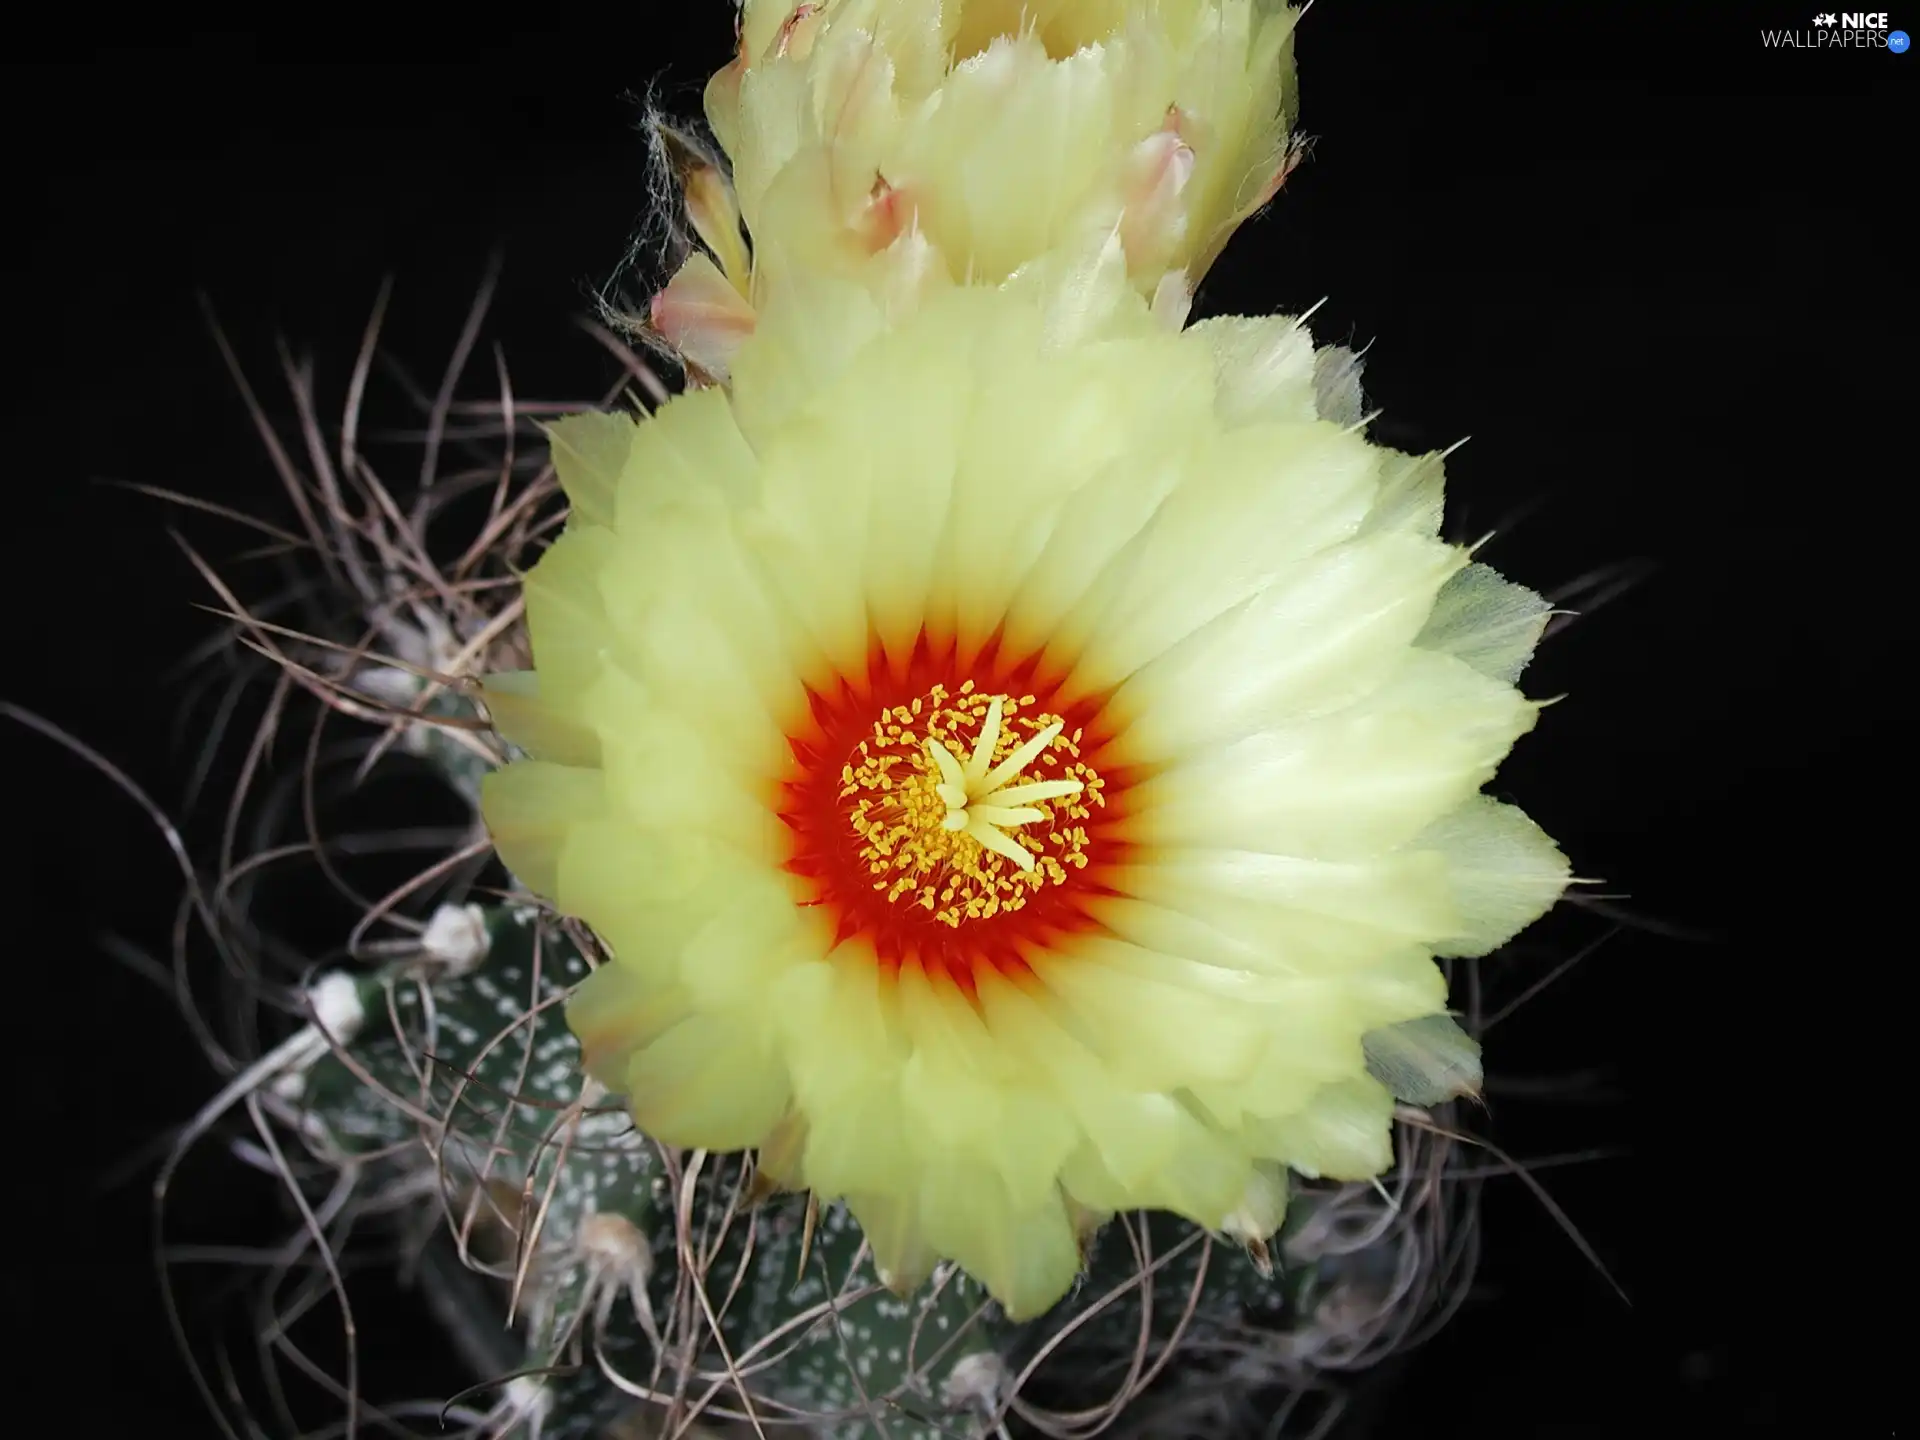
[706,0,1300,309]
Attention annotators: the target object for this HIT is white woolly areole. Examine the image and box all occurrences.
[943,1350,1012,1411]
[420,902,491,976]
[304,972,365,1047]
[351,664,420,707]
[577,1210,650,1272]
[577,1074,611,1107]
[501,1376,552,1433]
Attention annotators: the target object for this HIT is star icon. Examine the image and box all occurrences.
[1813,11,1837,23]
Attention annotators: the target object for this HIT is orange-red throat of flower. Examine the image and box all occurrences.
[777,631,1134,993]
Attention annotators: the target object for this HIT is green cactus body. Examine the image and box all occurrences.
[288,895,1354,1438]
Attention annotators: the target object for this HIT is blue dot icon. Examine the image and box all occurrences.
[1892,28,1911,51]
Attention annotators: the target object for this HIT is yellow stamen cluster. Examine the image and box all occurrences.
[841,682,1105,926]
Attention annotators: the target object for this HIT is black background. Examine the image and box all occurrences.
[5,6,1900,1436]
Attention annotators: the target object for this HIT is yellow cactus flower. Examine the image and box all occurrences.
[684,0,1298,324]
[481,242,1569,1321]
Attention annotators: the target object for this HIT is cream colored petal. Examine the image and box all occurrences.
[1084,892,1293,975]
[731,0,1298,319]
[846,1189,938,1295]
[477,670,599,768]
[862,224,957,322]
[739,0,800,70]
[1061,421,1384,692]
[624,1011,794,1153]
[1186,1044,1347,1133]
[1176,0,1299,274]
[543,411,634,527]
[737,284,962,672]
[1362,1013,1482,1106]
[597,608,793,782]
[1189,983,1409,1129]
[781,950,915,1197]
[1032,938,1274,1089]
[800,1086,915,1200]
[649,250,758,381]
[555,820,739,982]
[479,760,605,901]
[703,48,746,161]
[731,55,811,231]
[1113,847,1462,950]
[521,523,620,707]
[998,341,1218,659]
[1086,890,1452,1005]
[978,973,1177,1189]
[681,136,753,296]
[1113,968,1406,1129]
[891,37,1150,285]
[1358,446,1449,541]
[728,273,889,447]
[950,0,1136,60]
[978,970,1250,1226]
[942,324,1216,658]
[1414,795,1572,957]
[587,701,788,865]
[1182,977,1391,1132]
[766,297,971,668]
[833,0,948,96]
[941,336,1150,651]
[1312,343,1368,427]
[1416,562,1554,685]
[1049,932,1297,1000]
[807,20,904,229]
[896,965,1078,1211]
[1345,947,1453,1029]
[1070,1111,1251,1230]
[1185,313,1319,428]
[670,875,824,1011]
[1108,532,1469,757]
[1250,1074,1395,1181]
[1120,650,1539,859]
[1117,128,1196,276]
[565,958,695,1096]
[917,1160,1080,1322]
[747,139,867,288]
[1220,1160,1289,1243]
[613,384,762,522]
[737,498,873,686]
[896,964,1009,1155]
[1018,225,1162,352]
[596,511,812,768]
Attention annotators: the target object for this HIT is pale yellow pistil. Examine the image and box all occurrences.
[841,684,1104,927]
[927,695,1082,870]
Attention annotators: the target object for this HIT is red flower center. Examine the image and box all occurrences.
[776,630,1134,994]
